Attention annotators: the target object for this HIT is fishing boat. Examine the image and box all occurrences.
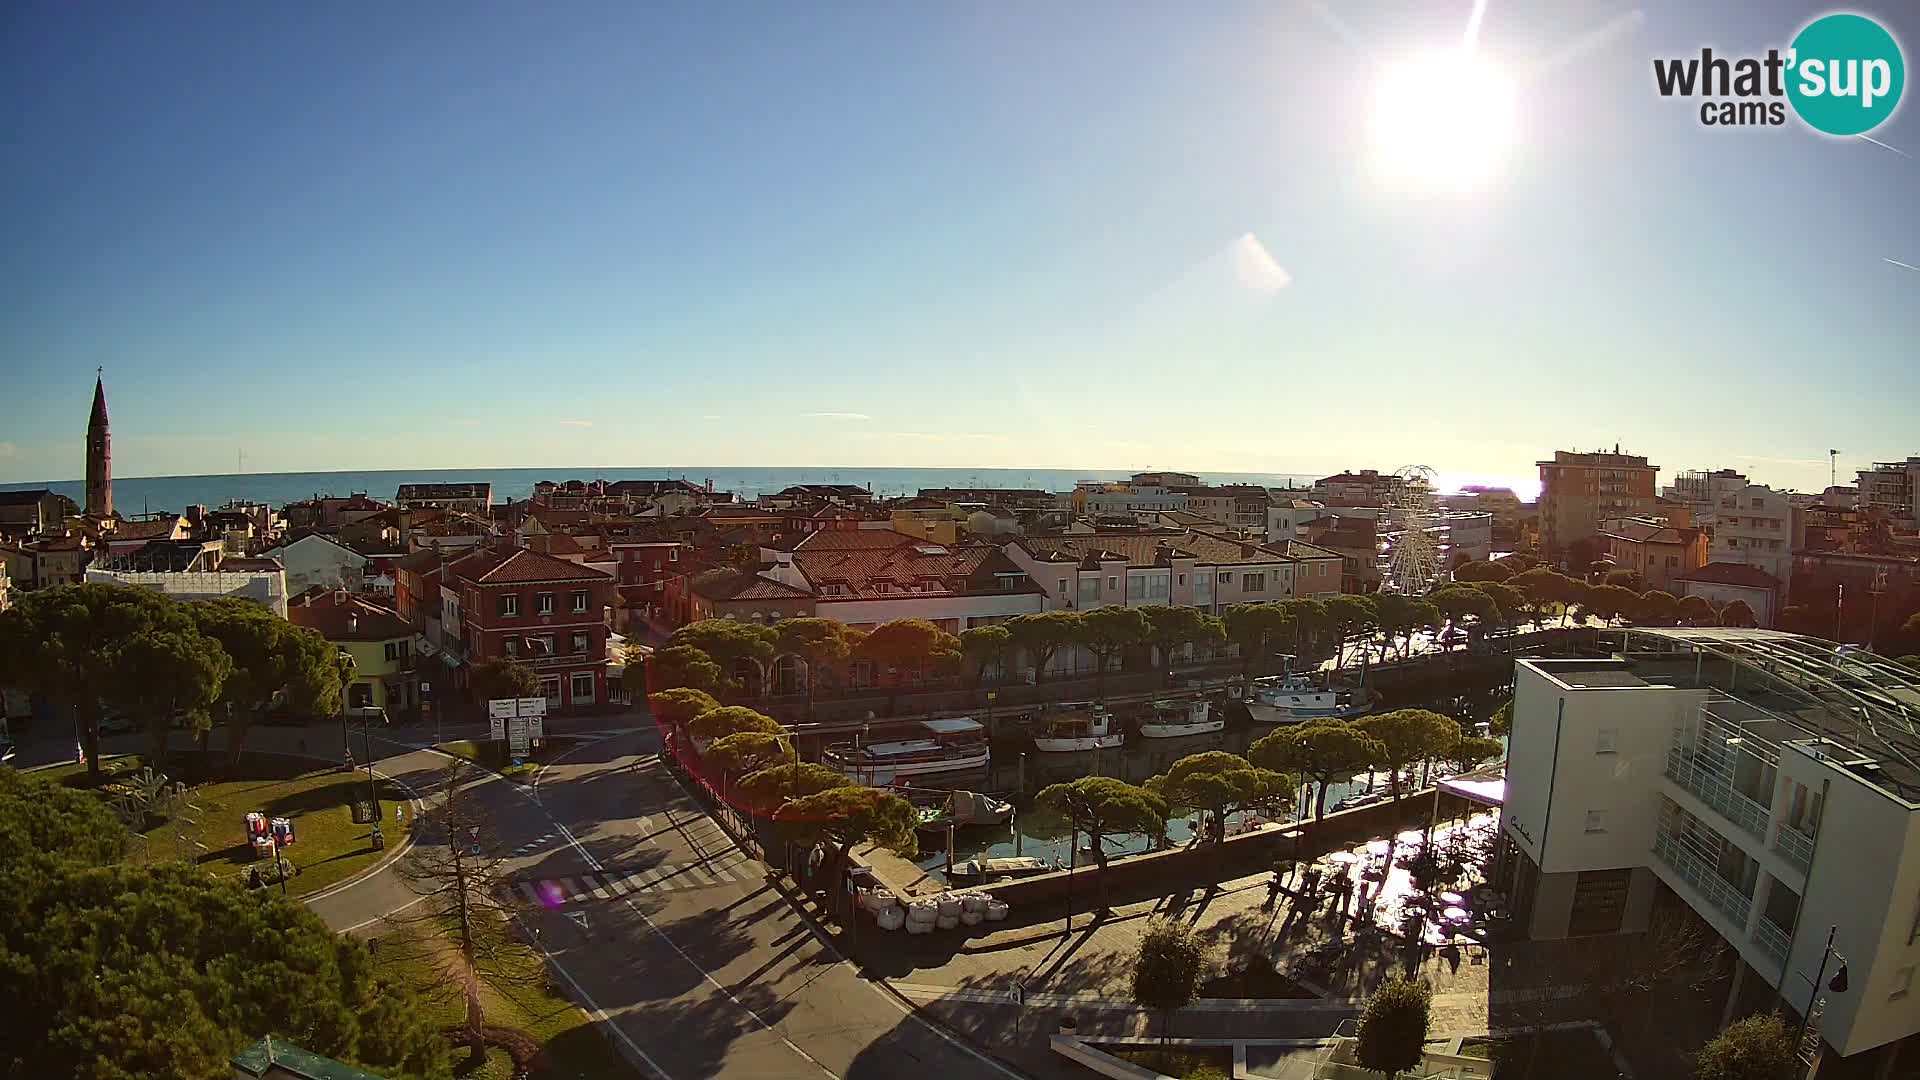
[1031,702,1125,751]
[1136,698,1222,738]
[822,717,990,785]
[1245,673,1369,724]
[913,789,1017,834]
[947,856,1057,884]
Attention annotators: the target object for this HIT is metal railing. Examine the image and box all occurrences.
[1653,832,1753,927]
[1665,750,1770,841]
[1772,821,1815,876]
[1752,917,1791,969]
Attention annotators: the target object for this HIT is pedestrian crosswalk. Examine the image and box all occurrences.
[509,856,755,907]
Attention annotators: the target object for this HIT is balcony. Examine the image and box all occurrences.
[1771,822,1815,876]
[1652,832,1753,927]
[1664,749,1770,841]
[1752,918,1791,970]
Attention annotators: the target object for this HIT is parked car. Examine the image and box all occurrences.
[98,711,137,735]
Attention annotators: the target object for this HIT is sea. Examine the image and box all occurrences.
[0,467,1322,513]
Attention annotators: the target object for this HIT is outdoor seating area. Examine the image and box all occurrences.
[1279,812,1507,958]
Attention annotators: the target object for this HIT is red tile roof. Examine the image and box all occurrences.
[793,533,1039,600]
[691,569,814,602]
[288,591,415,641]
[1677,562,1782,590]
[450,547,612,586]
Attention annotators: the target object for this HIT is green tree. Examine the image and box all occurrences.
[1005,611,1083,685]
[109,625,232,767]
[1452,559,1513,583]
[1322,594,1379,671]
[775,617,852,719]
[0,767,129,868]
[706,730,792,777]
[468,656,541,702]
[669,618,778,672]
[689,705,784,748]
[1476,582,1525,629]
[1489,698,1513,738]
[1355,976,1433,1080]
[188,597,343,767]
[650,644,728,694]
[1278,597,1332,663]
[1637,589,1680,627]
[772,785,917,913]
[1355,709,1462,800]
[1372,593,1415,661]
[1512,567,1573,627]
[1250,722,1385,820]
[1604,568,1646,592]
[734,760,850,811]
[0,583,192,783]
[959,623,1013,687]
[1222,603,1294,679]
[1428,586,1496,636]
[1075,606,1150,700]
[0,858,447,1080]
[1032,776,1168,912]
[1718,599,1758,628]
[1140,605,1226,684]
[1676,594,1715,626]
[1438,734,1505,775]
[648,687,722,731]
[1693,1014,1796,1080]
[385,760,537,1067]
[1130,917,1210,1044]
[1145,751,1291,844]
[859,618,962,712]
[1585,583,1639,625]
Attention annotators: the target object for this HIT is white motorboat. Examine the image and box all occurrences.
[1245,673,1369,724]
[948,856,1057,883]
[1031,703,1125,752]
[822,717,991,785]
[1137,698,1222,738]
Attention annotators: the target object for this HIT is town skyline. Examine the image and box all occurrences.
[4,1,1915,489]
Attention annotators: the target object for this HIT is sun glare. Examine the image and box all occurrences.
[1371,49,1517,192]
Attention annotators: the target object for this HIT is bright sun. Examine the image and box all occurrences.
[1371,49,1518,192]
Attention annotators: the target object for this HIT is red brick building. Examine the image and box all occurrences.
[450,547,617,711]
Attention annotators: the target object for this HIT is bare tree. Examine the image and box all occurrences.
[382,760,544,1065]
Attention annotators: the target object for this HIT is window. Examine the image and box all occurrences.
[540,675,561,703]
[1177,573,1186,585]
[536,592,555,615]
[653,560,663,572]
[1128,576,1147,601]
[1596,729,1616,753]
[1583,811,1607,833]
[384,640,410,661]
[570,672,595,704]
[1244,572,1266,593]
[571,590,589,613]
[529,634,555,656]
[1057,578,1067,595]
[503,636,520,658]
[499,593,519,617]
[571,630,590,654]
[1107,575,1118,590]
[1218,571,1232,583]
[348,683,373,709]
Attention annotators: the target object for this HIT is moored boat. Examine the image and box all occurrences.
[822,717,991,785]
[1137,697,1222,738]
[1245,673,1369,724]
[1031,702,1124,751]
[947,856,1056,883]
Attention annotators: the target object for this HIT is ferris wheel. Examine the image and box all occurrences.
[1380,465,1443,595]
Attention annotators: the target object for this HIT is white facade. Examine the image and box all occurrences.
[86,568,289,616]
[1711,484,1795,588]
[1857,458,1920,529]
[1499,632,1920,1066]
[1081,486,1190,520]
[266,533,372,595]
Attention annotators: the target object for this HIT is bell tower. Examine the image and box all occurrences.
[86,369,112,518]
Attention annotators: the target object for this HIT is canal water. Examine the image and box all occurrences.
[900,681,1510,881]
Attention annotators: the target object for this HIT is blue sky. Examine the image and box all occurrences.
[2,1,1915,495]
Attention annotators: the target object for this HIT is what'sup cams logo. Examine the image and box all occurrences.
[1654,12,1905,135]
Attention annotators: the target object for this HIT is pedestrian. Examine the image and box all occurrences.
[247,867,263,890]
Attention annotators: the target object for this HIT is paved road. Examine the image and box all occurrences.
[485,729,1026,1080]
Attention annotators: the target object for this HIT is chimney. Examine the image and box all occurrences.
[1241,543,1258,559]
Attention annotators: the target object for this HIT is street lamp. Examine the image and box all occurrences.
[1792,925,1850,1063]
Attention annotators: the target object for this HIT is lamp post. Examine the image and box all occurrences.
[1793,924,1849,1067]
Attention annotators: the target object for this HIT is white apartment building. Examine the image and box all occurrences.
[85,566,290,616]
[1712,484,1797,590]
[1005,531,1338,617]
[1664,468,1751,525]
[1858,458,1920,531]
[1499,629,1920,1073]
[1077,483,1191,520]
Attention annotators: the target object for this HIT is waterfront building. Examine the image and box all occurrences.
[1538,447,1660,558]
[394,482,492,515]
[1310,469,1405,507]
[1497,629,1920,1073]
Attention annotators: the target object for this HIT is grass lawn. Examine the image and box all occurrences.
[1458,1029,1624,1078]
[50,750,408,898]
[374,923,642,1079]
[435,736,588,784]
